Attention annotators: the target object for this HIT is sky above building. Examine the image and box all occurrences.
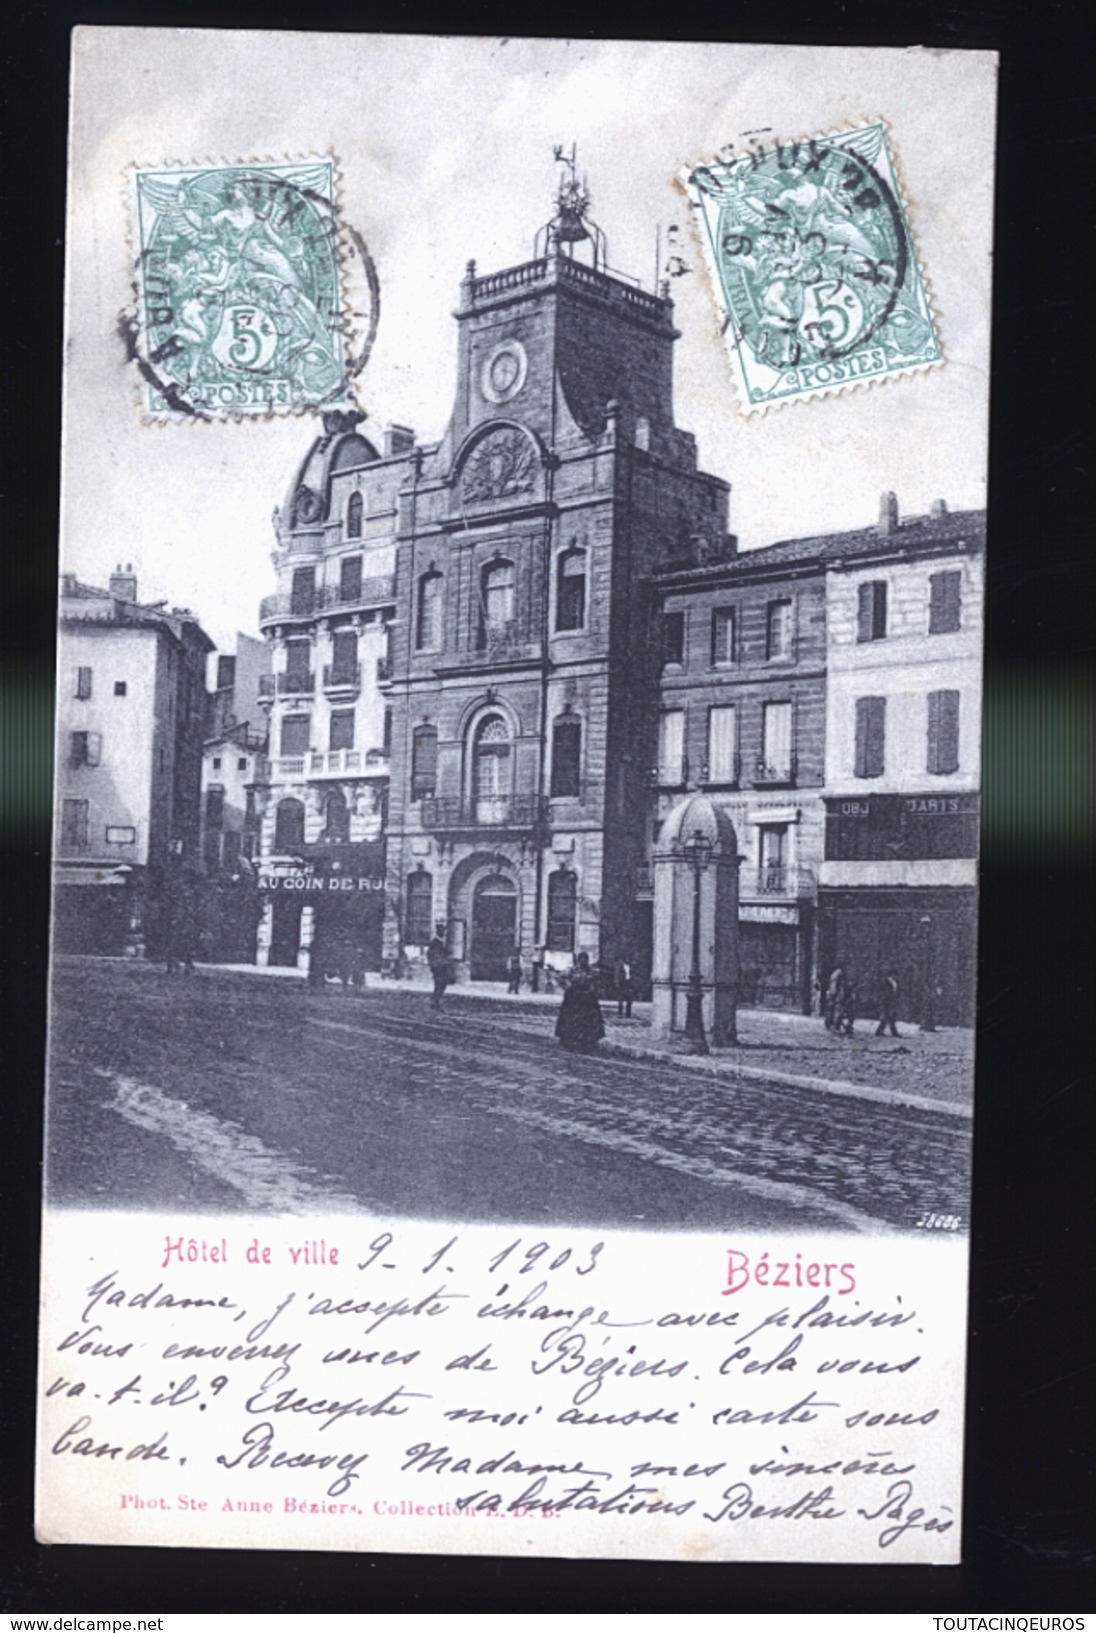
[62,32,995,655]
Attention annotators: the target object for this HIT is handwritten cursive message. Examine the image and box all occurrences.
[36,1213,966,1562]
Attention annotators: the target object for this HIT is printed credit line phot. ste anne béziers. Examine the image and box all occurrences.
[38,31,995,1564]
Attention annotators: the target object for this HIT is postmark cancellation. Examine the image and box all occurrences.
[127,158,372,420]
[683,122,942,414]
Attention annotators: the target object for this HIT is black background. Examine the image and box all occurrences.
[4,0,1095,1611]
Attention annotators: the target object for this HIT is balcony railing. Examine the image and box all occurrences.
[308,749,389,778]
[322,663,361,692]
[738,865,816,902]
[252,750,389,782]
[258,574,395,624]
[420,794,547,832]
[276,671,315,696]
[752,755,798,788]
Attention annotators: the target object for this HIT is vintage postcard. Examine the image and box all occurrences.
[39,30,996,1562]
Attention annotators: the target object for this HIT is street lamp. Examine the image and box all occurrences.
[682,830,713,1055]
[920,912,936,1033]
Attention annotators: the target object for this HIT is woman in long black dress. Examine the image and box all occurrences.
[555,952,605,1054]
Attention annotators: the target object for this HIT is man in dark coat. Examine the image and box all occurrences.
[876,970,900,1036]
[824,966,845,1031]
[555,952,605,1054]
[506,947,522,995]
[426,926,451,1011]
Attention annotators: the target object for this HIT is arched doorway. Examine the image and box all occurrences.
[470,872,517,982]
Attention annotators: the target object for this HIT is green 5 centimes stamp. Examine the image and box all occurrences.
[684,123,941,413]
[127,158,376,419]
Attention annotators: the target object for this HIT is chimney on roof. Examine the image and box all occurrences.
[384,424,415,457]
[877,492,899,537]
[930,498,949,517]
[110,562,138,603]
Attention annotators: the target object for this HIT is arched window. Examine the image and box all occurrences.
[416,570,444,650]
[550,715,582,798]
[411,724,438,801]
[472,714,512,822]
[480,559,515,642]
[322,789,349,843]
[346,491,363,539]
[546,868,577,953]
[406,871,434,946]
[555,547,586,632]
[274,797,305,852]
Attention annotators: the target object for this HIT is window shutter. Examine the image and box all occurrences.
[711,608,734,664]
[411,726,438,800]
[340,555,362,601]
[659,711,685,783]
[707,705,736,782]
[550,717,582,798]
[857,581,887,641]
[928,690,960,774]
[929,571,962,634]
[75,666,92,699]
[857,582,874,642]
[855,697,885,778]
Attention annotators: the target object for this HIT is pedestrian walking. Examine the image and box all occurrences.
[506,947,522,995]
[614,956,634,1018]
[555,952,605,1054]
[876,970,900,1037]
[824,966,845,1031]
[838,975,859,1036]
[426,925,452,1011]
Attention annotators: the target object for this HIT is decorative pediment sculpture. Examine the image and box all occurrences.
[460,428,536,505]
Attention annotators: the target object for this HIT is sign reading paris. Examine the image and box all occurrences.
[131,160,350,417]
[686,123,942,412]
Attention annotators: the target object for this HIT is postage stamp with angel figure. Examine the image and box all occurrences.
[684,122,942,413]
[128,158,373,419]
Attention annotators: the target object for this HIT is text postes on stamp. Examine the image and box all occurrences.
[129,158,372,420]
[684,123,941,413]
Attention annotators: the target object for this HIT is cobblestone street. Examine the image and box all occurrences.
[47,959,973,1233]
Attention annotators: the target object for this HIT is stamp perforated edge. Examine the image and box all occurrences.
[120,151,380,428]
[677,117,945,419]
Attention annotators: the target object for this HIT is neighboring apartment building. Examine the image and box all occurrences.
[381,178,730,983]
[819,495,985,1026]
[651,546,827,1011]
[53,566,213,957]
[251,416,408,971]
[200,634,271,963]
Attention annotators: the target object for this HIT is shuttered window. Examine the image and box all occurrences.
[406,872,434,945]
[711,607,735,665]
[857,580,888,641]
[661,611,685,665]
[766,599,793,659]
[280,714,310,756]
[330,709,355,751]
[60,798,89,850]
[550,717,582,798]
[854,696,886,779]
[658,710,685,784]
[927,689,960,774]
[340,554,362,601]
[556,549,586,632]
[706,705,737,783]
[762,702,793,777]
[929,570,962,633]
[75,666,92,699]
[290,567,315,615]
[411,725,438,801]
[69,731,101,767]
